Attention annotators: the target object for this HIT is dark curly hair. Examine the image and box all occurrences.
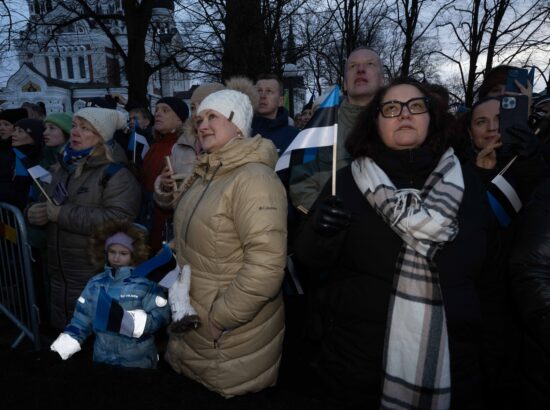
[345,78,451,159]
[88,219,150,270]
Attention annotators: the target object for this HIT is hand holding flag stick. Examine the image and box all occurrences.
[161,156,178,192]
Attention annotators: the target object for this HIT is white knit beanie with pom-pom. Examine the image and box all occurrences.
[197,89,253,137]
[196,77,259,138]
[74,107,127,142]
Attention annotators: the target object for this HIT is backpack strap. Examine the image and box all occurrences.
[100,162,125,188]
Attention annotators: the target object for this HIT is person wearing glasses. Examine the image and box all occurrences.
[295,79,488,408]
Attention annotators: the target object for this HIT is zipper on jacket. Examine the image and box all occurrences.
[184,164,222,245]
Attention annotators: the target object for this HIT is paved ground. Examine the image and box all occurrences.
[0,302,331,410]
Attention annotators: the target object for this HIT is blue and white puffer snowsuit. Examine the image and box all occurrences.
[64,265,170,369]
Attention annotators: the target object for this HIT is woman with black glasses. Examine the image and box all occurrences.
[295,78,488,409]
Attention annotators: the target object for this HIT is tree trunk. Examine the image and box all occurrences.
[123,0,153,107]
[222,0,268,80]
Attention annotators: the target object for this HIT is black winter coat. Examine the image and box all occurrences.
[509,177,550,408]
[295,147,490,408]
[0,141,40,210]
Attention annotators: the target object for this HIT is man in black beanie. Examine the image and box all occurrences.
[155,97,189,124]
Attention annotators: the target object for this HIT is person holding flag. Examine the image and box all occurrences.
[2,118,44,210]
[0,108,28,206]
[25,113,72,322]
[50,219,170,369]
[26,107,141,330]
[295,79,492,408]
[288,47,385,213]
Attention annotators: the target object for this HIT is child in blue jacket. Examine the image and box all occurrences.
[50,220,170,369]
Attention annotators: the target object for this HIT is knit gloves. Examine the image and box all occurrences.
[46,201,61,222]
[27,202,48,226]
[168,264,200,334]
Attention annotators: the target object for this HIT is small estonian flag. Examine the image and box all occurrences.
[93,288,135,337]
[133,244,179,289]
[275,86,340,172]
[487,174,522,227]
[127,119,150,160]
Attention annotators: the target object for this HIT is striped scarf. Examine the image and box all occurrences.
[351,148,464,410]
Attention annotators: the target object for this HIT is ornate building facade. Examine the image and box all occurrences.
[0,0,189,113]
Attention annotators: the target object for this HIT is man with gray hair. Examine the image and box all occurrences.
[289,47,384,212]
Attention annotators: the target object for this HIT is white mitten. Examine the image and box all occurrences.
[50,333,81,360]
[127,309,148,338]
[168,264,198,321]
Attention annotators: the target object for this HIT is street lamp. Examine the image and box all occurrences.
[283,63,304,118]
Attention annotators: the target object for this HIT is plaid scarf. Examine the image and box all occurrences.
[351,148,464,410]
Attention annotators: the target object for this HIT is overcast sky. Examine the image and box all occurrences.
[1,1,548,94]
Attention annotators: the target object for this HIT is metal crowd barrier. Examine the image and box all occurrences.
[0,202,41,350]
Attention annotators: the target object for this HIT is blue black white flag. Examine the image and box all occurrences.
[133,243,179,289]
[487,173,522,227]
[93,288,135,337]
[127,119,150,160]
[275,86,340,172]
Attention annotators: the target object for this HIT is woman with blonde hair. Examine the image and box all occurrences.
[165,78,287,397]
[26,107,141,330]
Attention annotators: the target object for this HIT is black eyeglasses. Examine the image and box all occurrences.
[378,97,430,118]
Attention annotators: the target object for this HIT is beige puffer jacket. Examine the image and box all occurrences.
[165,135,287,398]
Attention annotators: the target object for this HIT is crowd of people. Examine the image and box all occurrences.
[1,46,550,409]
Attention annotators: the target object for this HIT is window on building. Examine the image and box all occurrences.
[46,0,52,12]
[44,56,51,77]
[79,56,86,79]
[67,57,74,79]
[54,57,62,78]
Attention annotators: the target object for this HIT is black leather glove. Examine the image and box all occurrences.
[507,124,539,158]
[312,195,352,236]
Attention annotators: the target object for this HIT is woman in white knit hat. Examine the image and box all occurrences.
[165,78,288,398]
[26,107,141,330]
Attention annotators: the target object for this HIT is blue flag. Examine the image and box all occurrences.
[133,244,179,289]
[276,86,340,171]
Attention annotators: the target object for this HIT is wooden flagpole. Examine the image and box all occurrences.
[30,175,53,204]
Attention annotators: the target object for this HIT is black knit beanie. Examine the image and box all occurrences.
[0,108,28,125]
[157,97,189,123]
[14,119,45,145]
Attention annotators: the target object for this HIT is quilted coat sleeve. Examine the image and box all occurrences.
[209,168,287,331]
[141,282,171,335]
[63,278,98,344]
[57,167,141,235]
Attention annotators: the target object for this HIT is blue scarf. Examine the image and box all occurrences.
[62,145,94,174]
